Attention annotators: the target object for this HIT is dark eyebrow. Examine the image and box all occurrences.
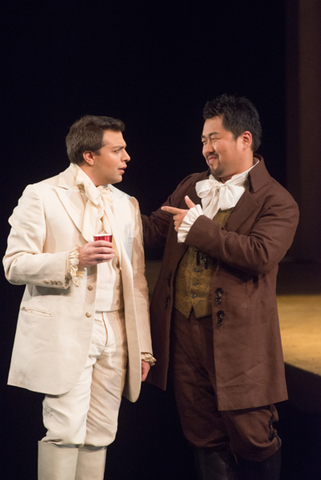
[201,131,220,140]
[101,143,126,149]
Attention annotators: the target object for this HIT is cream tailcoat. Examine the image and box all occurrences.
[3,165,152,402]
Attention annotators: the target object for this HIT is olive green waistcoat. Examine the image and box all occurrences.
[174,208,233,318]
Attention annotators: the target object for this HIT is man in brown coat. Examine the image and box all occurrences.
[142,94,299,480]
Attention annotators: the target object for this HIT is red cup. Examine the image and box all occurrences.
[93,233,113,242]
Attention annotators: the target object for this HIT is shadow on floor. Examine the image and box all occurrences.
[278,365,321,480]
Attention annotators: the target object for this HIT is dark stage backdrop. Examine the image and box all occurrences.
[1,1,287,479]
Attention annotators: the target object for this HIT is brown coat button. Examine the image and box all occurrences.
[217,310,225,327]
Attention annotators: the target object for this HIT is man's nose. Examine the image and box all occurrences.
[123,150,131,162]
[203,141,214,154]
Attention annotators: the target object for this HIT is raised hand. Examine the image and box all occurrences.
[161,195,196,232]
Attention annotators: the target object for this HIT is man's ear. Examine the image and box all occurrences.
[82,150,95,166]
[241,131,253,150]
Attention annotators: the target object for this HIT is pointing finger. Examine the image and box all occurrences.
[161,206,183,215]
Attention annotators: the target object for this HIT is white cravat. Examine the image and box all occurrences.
[195,171,247,219]
[69,164,115,243]
[177,162,259,243]
[70,163,121,259]
[79,182,113,240]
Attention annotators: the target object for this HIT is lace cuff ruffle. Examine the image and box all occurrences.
[177,204,203,243]
[66,248,84,287]
[141,352,156,366]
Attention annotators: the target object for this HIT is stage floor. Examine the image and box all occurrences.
[278,294,321,376]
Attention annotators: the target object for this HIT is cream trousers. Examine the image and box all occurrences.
[41,310,127,447]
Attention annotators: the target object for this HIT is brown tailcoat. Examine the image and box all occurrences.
[142,157,299,411]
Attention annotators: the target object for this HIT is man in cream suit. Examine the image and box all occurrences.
[3,115,154,480]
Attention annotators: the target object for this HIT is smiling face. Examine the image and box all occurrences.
[80,129,130,186]
[201,116,253,181]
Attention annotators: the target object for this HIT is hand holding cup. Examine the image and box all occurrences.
[78,234,115,268]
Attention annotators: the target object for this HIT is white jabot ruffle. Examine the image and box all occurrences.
[69,164,114,241]
[67,164,119,285]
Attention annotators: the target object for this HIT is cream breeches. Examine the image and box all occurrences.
[41,310,127,447]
